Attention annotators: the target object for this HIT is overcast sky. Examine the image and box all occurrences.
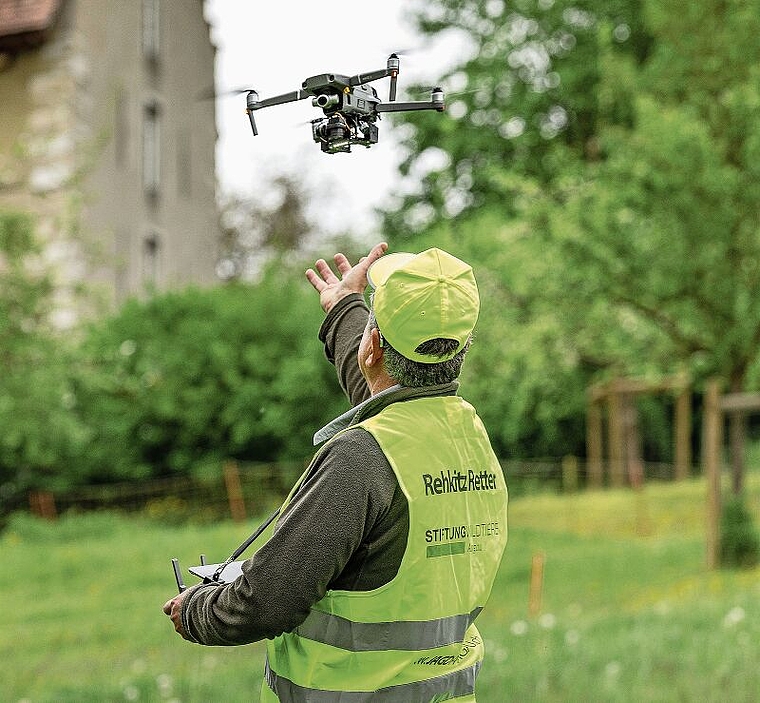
[203,1,467,237]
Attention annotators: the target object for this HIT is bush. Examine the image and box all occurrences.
[720,494,760,568]
[70,260,348,484]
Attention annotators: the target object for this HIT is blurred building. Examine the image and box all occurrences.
[0,0,219,326]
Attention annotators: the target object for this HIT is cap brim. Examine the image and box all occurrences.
[367,252,416,288]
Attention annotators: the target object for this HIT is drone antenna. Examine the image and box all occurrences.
[387,53,400,102]
[246,90,260,136]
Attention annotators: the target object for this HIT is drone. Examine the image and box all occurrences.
[244,54,445,154]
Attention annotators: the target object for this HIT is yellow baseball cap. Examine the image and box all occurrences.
[367,248,480,363]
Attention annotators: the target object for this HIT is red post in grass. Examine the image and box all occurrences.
[29,491,57,520]
[529,551,545,617]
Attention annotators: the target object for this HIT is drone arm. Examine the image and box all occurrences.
[251,89,310,111]
[246,88,309,137]
[377,86,444,114]
[348,68,392,87]
[377,99,445,113]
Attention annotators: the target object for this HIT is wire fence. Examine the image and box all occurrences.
[22,457,706,524]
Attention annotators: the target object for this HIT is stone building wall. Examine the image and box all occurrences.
[0,0,219,327]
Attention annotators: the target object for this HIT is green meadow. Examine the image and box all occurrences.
[2,477,758,702]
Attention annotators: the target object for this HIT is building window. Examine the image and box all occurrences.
[143,102,161,196]
[114,88,128,168]
[177,127,192,197]
[143,232,161,285]
[142,0,160,63]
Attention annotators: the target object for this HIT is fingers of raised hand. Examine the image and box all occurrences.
[305,268,325,291]
[362,242,388,270]
[351,242,388,278]
[333,253,351,276]
[314,258,340,283]
[305,259,339,291]
[305,243,388,301]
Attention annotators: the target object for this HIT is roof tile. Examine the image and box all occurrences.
[0,0,62,38]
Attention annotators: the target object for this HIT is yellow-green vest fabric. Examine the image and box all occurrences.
[261,396,508,702]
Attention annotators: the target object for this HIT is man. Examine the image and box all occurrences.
[163,243,508,702]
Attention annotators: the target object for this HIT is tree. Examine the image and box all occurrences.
[384,0,760,471]
[217,175,315,281]
[530,0,760,483]
[71,259,348,483]
[0,211,85,513]
[379,0,651,455]
[385,0,650,236]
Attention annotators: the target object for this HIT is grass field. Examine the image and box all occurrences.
[2,477,758,702]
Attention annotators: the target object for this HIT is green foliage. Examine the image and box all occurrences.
[386,0,651,232]
[0,205,356,498]
[381,0,760,457]
[0,211,86,512]
[70,260,347,483]
[720,494,760,569]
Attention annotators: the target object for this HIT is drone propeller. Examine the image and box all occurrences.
[195,86,259,102]
[383,45,422,57]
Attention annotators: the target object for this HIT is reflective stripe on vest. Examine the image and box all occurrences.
[265,659,482,703]
[294,606,483,652]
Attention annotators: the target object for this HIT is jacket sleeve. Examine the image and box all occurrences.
[318,293,371,407]
[180,429,397,645]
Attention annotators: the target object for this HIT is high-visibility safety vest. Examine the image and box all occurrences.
[261,396,508,702]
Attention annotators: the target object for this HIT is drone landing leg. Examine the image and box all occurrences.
[247,110,258,136]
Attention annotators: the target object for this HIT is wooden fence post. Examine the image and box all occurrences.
[608,386,625,487]
[562,455,579,493]
[586,399,604,489]
[623,396,644,489]
[703,379,723,570]
[223,461,247,523]
[674,386,692,480]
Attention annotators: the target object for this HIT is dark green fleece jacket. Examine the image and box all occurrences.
[180,294,459,645]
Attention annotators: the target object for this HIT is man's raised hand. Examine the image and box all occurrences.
[306,242,388,313]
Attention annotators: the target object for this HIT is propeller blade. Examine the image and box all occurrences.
[195,86,258,101]
[384,46,421,57]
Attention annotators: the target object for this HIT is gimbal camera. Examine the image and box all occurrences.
[244,54,445,153]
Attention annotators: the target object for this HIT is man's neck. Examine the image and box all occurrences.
[365,372,396,397]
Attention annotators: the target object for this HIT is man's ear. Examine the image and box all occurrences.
[365,327,384,367]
